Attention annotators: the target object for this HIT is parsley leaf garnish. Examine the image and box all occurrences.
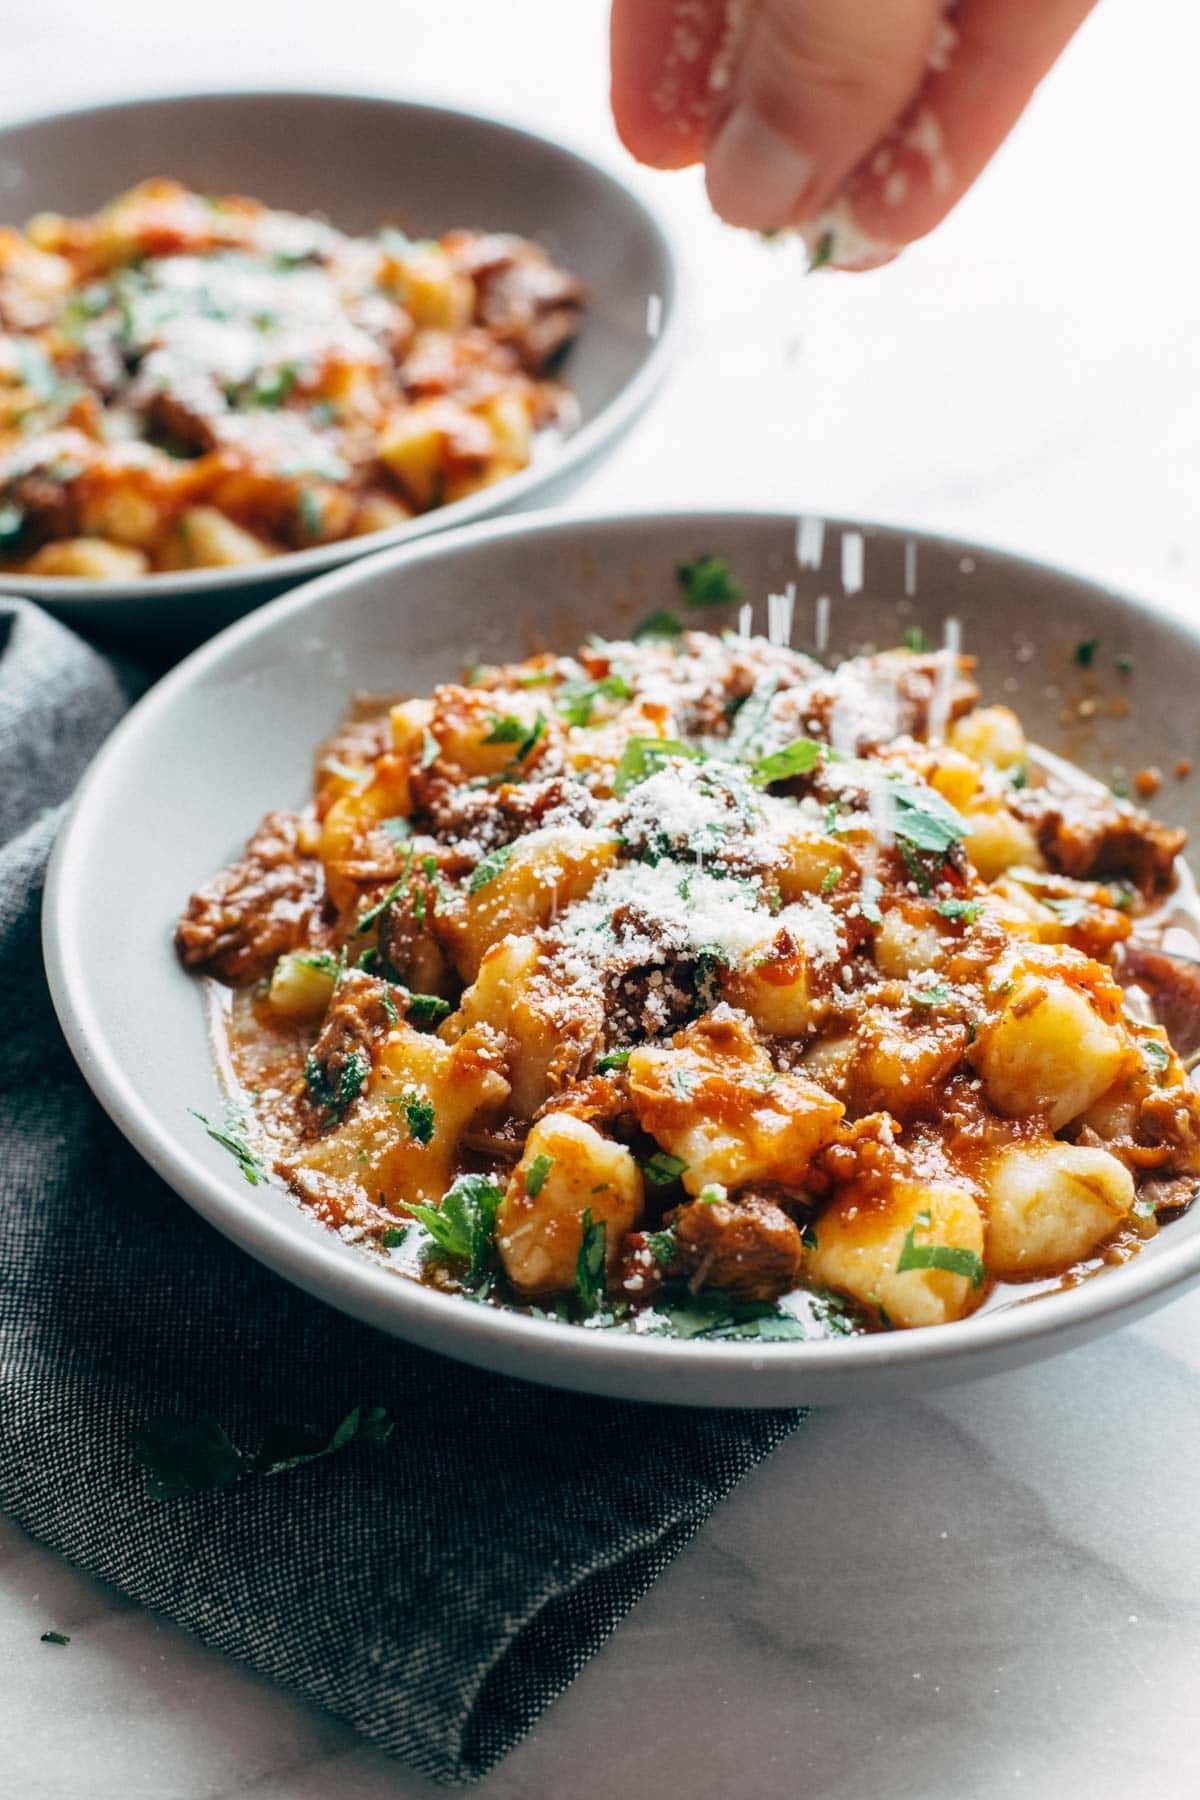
[392,1092,435,1145]
[935,898,980,923]
[676,554,744,607]
[410,1173,504,1281]
[808,231,834,273]
[406,991,452,1028]
[751,736,824,786]
[896,1213,984,1287]
[888,779,967,857]
[557,673,633,728]
[191,1108,266,1186]
[596,1049,631,1073]
[612,736,704,796]
[633,609,683,641]
[525,1152,553,1196]
[642,1149,689,1187]
[467,841,515,895]
[645,1228,677,1269]
[574,1209,608,1316]
[483,714,527,744]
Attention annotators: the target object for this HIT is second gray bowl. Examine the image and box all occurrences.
[0,88,681,643]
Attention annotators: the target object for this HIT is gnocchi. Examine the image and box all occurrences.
[177,620,1197,1344]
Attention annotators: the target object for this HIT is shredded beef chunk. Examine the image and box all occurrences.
[1013,785,1185,894]
[175,810,326,985]
[452,232,586,374]
[673,1193,804,1302]
[302,971,395,1128]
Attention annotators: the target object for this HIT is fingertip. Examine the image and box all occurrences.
[609,0,722,170]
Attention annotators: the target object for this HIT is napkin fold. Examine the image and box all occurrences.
[0,598,805,1785]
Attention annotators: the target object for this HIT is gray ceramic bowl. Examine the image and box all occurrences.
[43,508,1200,1406]
[0,89,680,644]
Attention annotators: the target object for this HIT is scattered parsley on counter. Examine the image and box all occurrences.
[131,1405,394,1500]
[40,1631,70,1647]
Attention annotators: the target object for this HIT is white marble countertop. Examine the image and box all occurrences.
[5,1,1200,1793]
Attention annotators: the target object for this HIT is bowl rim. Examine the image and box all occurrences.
[41,503,1200,1397]
[0,83,684,603]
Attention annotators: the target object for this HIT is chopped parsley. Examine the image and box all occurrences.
[676,554,744,607]
[304,1047,368,1122]
[420,727,439,768]
[889,779,966,858]
[390,1092,435,1145]
[821,867,842,895]
[297,488,324,540]
[380,1225,408,1249]
[354,855,413,935]
[903,625,929,652]
[751,736,824,786]
[1142,1039,1171,1075]
[40,1631,70,1647]
[406,991,452,1028]
[557,672,633,728]
[466,841,515,895]
[131,1404,394,1500]
[483,713,527,744]
[808,230,834,273]
[693,944,726,1014]
[410,1173,504,1282]
[896,1213,984,1287]
[1074,638,1099,668]
[642,1149,689,1187]
[935,898,980,923]
[251,358,298,405]
[574,1209,608,1316]
[910,983,952,1009]
[596,1049,632,1073]
[0,503,24,548]
[633,609,683,640]
[612,735,704,796]
[645,1228,677,1269]
[191,1108,266,1187]
[1115,654,1134,674]
[525,1152,553,1196]
[656,1291,807,1341]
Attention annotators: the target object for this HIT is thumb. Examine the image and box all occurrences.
[705,0,943,229]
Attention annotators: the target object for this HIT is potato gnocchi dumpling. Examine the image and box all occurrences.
[177,612,1199,1344]
[1,180,584,578]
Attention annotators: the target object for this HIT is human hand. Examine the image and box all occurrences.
[610,0,1098,267]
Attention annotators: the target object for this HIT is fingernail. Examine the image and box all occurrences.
[705,105,815,231]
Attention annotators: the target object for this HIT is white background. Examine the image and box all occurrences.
[4,2,1200,1795]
